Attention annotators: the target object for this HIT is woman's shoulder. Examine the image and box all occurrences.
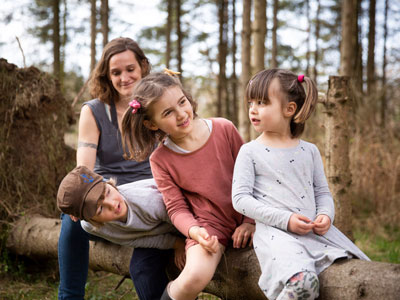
[83,98,102,108]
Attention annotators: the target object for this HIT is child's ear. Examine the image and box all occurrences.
[143,120,159,131]
[284,102,297,117]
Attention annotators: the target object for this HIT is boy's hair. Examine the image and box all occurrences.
[245,68,318,138]
[121,72,198,161]
[88,37,151,105]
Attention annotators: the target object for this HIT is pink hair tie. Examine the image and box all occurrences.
[129,99,141,114]
[297,74,305,83]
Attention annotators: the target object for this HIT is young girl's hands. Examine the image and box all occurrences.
[287,213,315,235]
[188,226,219,254]
[232,223,255,248]
[173,238,186,270]
[312,214,331,235]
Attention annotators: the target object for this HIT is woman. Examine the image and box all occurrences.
[58,37,170,300]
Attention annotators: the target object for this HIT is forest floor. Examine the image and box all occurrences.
[0,216,399,300]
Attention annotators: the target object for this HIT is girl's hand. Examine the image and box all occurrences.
[313,214,331,235]
[287,213,315,235]
[173,238,186,270]
[232,223,255,248]
[189,226,219,254]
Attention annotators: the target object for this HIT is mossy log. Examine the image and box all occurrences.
[7,216,400,300]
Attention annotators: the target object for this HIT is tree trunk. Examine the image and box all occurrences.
[7,216,400,300]
[166,0,173,69]
[354,0,363,96]
[313,0,321,84]
[252,0,266,74]
[231,0,238,126]
[100,0,109,48]
[217,0,228,118]
[305,0,310,75]
[176,0,183,77]
[90,0,97,72]
[367,0,376,96]
[339,0,357,77]
[60,0,67,90]
[323,76,353,238]
[381,0,388,127]
[53,0,61,82]
[240,0,252,142]
[270,0,278,68]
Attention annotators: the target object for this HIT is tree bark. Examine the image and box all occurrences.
[231,0,238,126]
[339,0,357,77]
[323,76,353,238]
[7,216,400,300]
[217,0,228,118]
[270,0,278,68]
[90,0,97,72]
[53,0,61,82]
[165,0,173,69]
[381,0,388,127]
[176,0,183,77]
[313,0,321,84]
[367,0,376,96]
[239,0,252,142]
[252,0,266,74]
[100,0,109,48]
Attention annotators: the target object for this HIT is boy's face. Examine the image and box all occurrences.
[91,184,128,223]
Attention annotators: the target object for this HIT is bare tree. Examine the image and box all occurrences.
[367,0,376,95]
[166,0,173,69]
[100,0,109,48]
[53,0,61,82]
[90,0,97,72]
[217,0,229,118]
[231,0,238,126]
[240,0,252,141]
[313,0,321,83]
[252,0,266,74]
[176,0,183,76]
[381,0,389,127]
[339,0,357,77]
[305,0,310,75]
[270,0,278,68]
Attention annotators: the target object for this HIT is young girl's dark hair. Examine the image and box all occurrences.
[121,72,198,162]
[245,68,318,138]
[88,37,151,105]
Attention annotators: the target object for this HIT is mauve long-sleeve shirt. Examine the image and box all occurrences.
[150,118,254,247]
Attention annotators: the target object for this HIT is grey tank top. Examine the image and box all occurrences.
[84,99,152,185]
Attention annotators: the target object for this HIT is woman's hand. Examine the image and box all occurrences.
[313,214,331,235]
[287,213,315,235]
[188,226,219,254]
[232,223,255,248]
[173,238,186,270]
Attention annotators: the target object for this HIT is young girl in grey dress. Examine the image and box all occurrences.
[232,69,369,300]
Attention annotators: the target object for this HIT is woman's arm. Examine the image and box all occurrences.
[76,104,99,169]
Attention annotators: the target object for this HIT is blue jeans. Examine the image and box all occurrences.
[58,214,172,300]
[130,248,172,300]
[58,214,90,300]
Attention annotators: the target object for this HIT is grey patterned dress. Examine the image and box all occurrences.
[232,140,369,300]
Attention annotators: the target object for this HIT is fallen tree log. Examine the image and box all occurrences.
[7,216,400,299]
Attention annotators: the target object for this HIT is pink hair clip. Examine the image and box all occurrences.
[297,74,305,83]
[129,99,141,114]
